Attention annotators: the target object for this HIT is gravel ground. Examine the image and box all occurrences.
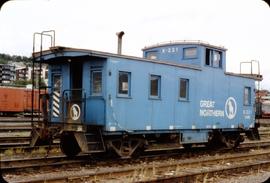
[213,171,270,183]
[3,148,270,183]
[4,159,270,183]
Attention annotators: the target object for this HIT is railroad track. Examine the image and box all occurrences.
[259,126,270,140]
[2,139,270,182]
[258,119,270,133]
[0,118,60,148]
[1,138,270,169]
[3,145,270,183]
[0,119,32,147]
[0,144,60,159]
[1,154,91,173]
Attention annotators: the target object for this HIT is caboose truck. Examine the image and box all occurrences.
[32,33,262,157]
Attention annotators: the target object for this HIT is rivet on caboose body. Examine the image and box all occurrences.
[33,40,262,157]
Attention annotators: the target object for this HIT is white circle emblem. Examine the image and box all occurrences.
[70,104,81,121]
[225,97,237,119]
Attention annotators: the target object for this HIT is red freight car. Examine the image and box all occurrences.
[261,101,270,118]
[0,87,41,116]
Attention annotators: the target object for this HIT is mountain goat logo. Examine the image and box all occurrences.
[225,97,237,119]
[70,104,81,121]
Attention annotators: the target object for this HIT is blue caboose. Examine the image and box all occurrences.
[33,39,262,157]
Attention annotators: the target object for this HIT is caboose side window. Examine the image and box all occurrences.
[91,70,102,96]
[150,75,161,98]
[118,71,131,97]
[53,74,61,91]
[183,47,197,59]
[244,87,251,106]
[146,51,158,60]
[205,48,222,68]
[179,78,189,101]
[212,51,222,68]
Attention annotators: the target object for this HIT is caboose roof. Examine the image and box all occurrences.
[142,40,227,51]
[33,46,262,81]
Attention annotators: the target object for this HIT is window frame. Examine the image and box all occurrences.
[179,78,189,101]
[183,47,198,59]
[205,48,222,69]
[205,48,211,66]
[52,74,62,92]
[90,69,102,96]
[149,74,161,99]
[146,51,158,60]
[117,71,131,98]
[244,86,251,106]
[212,50,222,68]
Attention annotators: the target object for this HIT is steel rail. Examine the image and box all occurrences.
[5,149,270,183]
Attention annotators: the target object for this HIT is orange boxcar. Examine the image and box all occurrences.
[0,87,41,114]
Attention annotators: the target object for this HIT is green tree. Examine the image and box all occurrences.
[13,80,32,87]
[0,53,31,65]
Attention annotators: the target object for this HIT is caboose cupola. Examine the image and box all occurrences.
[142,40,227,70]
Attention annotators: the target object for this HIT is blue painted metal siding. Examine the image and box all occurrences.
[48,59,107,125]
[104,57,255,132]
[105,57,198,131]
[43,46,255,133]
[143,45,203,67]
[193,66,255,130]
[83,60,106,125]
[143,45,227,72]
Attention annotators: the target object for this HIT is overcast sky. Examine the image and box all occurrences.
[0,0,269,89]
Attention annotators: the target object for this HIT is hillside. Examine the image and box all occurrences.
[0,53,31,65]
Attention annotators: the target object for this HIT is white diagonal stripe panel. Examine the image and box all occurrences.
[52,91,60,117]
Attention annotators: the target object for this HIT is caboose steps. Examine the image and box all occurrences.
[85,129,105,153]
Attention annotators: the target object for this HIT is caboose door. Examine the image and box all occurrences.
[64,62,85,124]
[70,62,82,93]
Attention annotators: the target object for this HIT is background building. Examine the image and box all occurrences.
[1,63,48,86]
[0,64,15,84]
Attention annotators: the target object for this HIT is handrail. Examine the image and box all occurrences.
[32,30,55,125]
[240,60,260,76]
[240,60,262,91]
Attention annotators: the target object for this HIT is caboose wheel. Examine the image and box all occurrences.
[220,132,243,149]
[224,134,243,149]
[60,132,81,157]
[182,144,192,149]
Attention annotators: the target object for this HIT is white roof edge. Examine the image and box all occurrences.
[225,72,263,81]
[142,40,227,51]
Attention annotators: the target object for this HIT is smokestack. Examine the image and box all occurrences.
[116,31,124,54]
